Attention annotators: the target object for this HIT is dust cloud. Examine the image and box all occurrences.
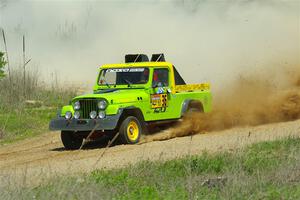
[0,1,299,91]
[145,66,300,142]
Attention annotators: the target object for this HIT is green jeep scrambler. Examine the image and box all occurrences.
[50,54,212,149]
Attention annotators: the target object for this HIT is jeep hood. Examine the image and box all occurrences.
[72,89,148,104]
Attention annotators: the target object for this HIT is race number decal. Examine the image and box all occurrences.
[151,94,168,109]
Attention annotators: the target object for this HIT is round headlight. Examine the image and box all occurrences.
[98,100,107,110]
[98,111,106,119]
[65,111,72,120]
[74,101,80,110]
[90,111,97,119]
[74,111,80,119]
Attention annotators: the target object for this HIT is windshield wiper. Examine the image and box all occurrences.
[123,78,132,87]
[95,88,117,94]
[102,79,110,88]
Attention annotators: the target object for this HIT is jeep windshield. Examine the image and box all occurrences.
[98,67,149,86]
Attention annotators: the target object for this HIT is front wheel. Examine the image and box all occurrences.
[119,116,142,144]
[61,131,83,150]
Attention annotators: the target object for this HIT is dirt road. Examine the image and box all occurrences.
[0,119,299,186]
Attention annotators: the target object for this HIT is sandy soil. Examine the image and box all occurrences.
[0,119,299,186]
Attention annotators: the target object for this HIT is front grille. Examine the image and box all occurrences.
[79,99,98,119]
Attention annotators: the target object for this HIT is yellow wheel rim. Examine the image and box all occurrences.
[127,120,139,141]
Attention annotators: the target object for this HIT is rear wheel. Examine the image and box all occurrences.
[119,116,142,144]
[61,131,83,150]
[186,101,204,114]
[187,107,202,113]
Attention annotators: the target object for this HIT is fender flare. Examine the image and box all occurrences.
[118,106,145,119]
[180,99,204,117]
[117,106,147,133]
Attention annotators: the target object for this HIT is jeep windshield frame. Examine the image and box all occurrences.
[97,67,150,87]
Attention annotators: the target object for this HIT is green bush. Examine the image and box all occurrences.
[0,51,6,78]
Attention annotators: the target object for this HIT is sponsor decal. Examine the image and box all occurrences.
[107,68,145,73]
[151,94,168,112]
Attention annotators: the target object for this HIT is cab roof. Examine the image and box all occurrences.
[100,53,173,69]
[98,54,187,85]
[100,61,173,69]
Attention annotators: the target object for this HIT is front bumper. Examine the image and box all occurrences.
[49,114,121,131]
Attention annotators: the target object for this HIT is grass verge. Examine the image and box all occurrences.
[0,68,77,144]
[1,137,299,199]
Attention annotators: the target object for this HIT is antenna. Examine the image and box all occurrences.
[155,54,162,62]
[133,54,140,63]
[151,54,165,62]
[125,54,149,63]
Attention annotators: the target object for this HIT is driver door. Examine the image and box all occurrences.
[148,68,172,120]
